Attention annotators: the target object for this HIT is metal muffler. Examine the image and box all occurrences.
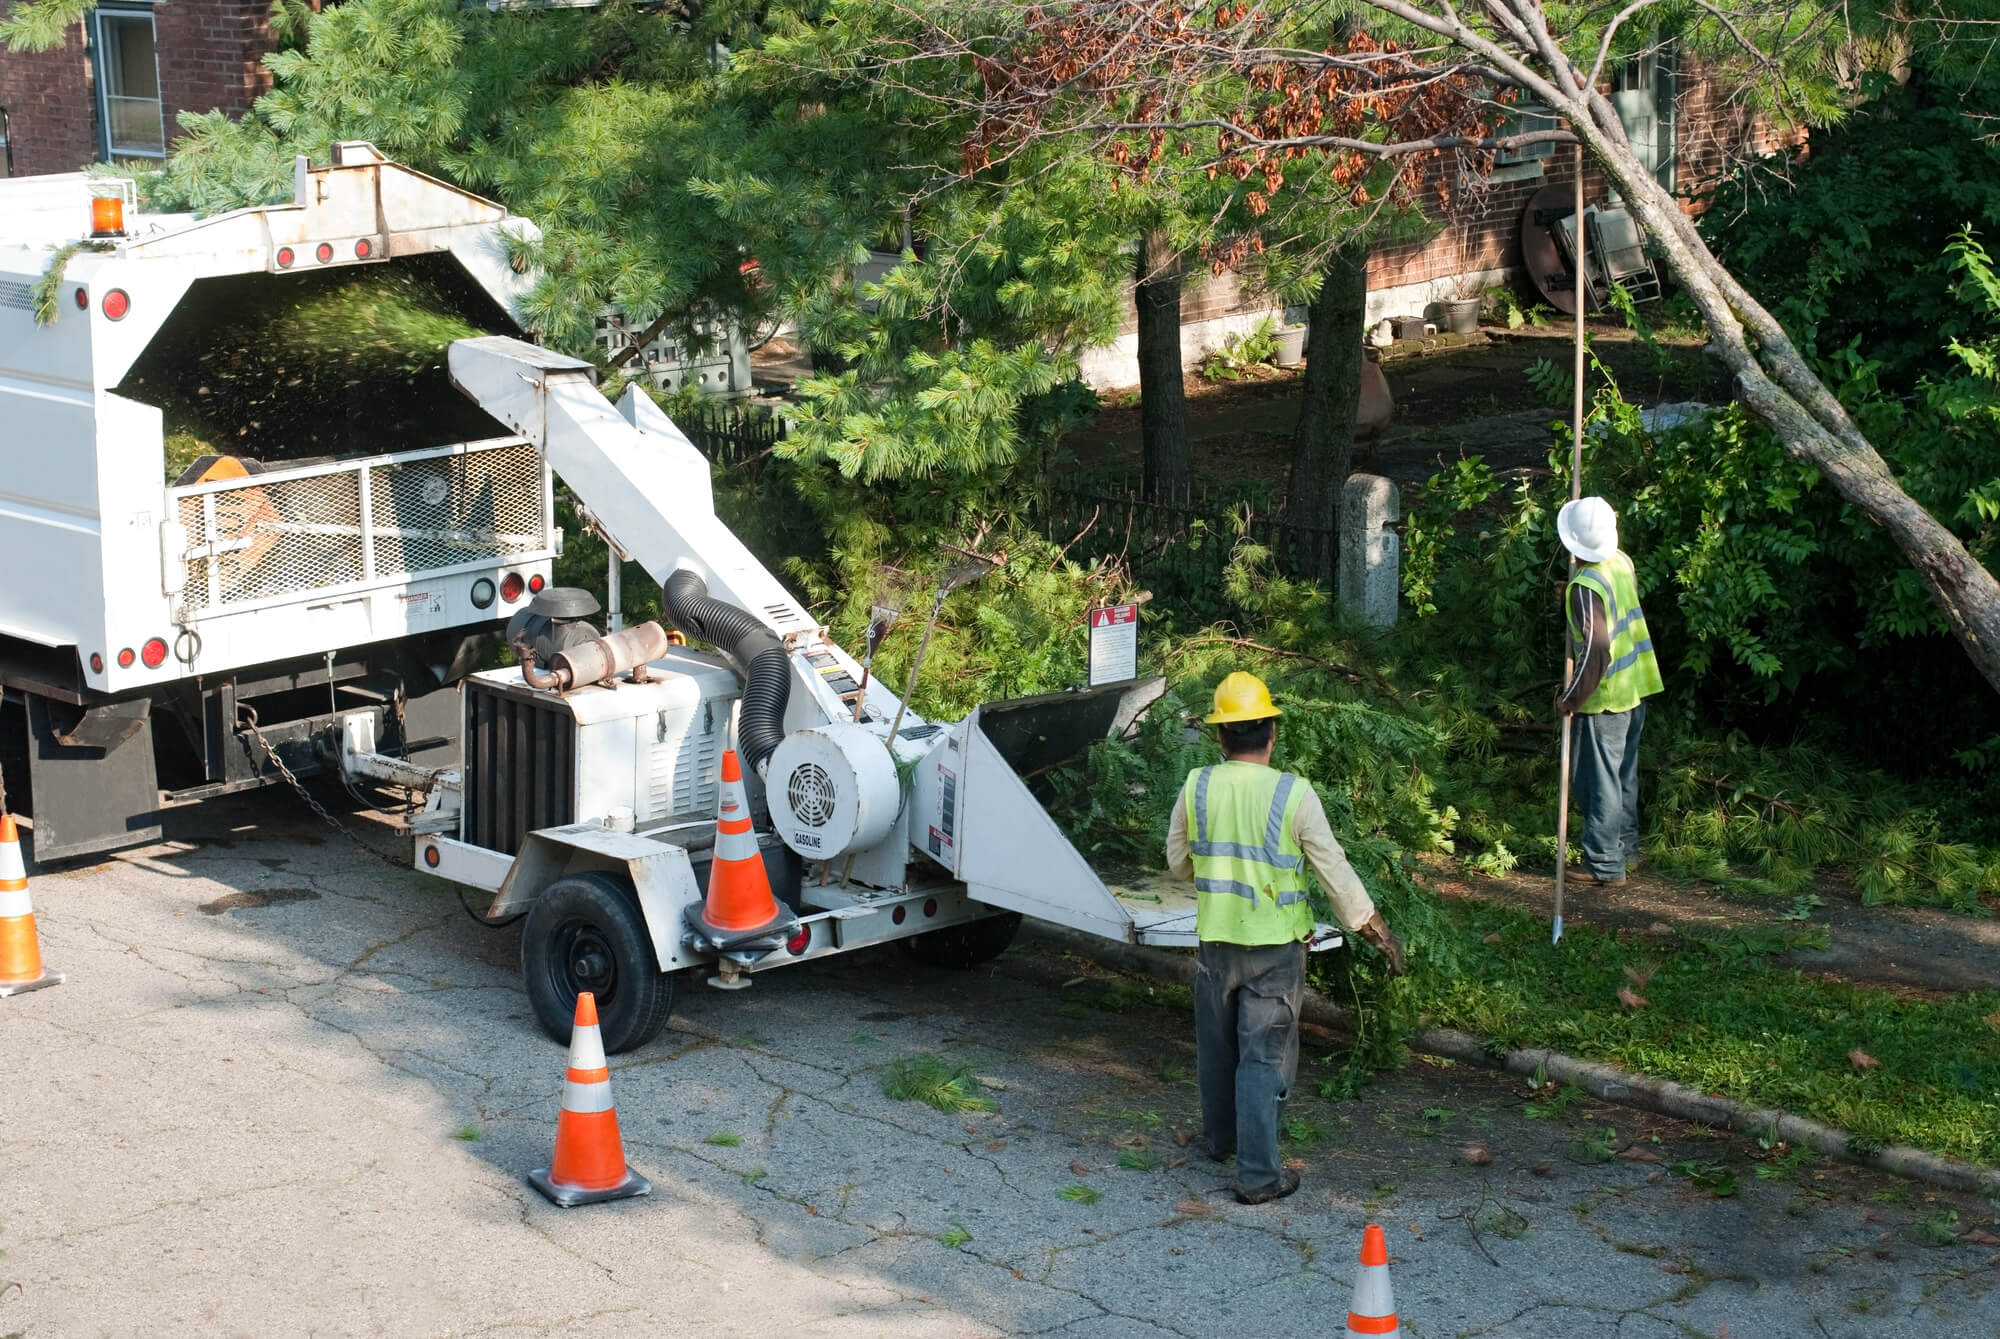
[516,620,674,692]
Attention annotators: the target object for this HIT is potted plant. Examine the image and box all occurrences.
[1440,272,1483,335]
[1274,318,1308,367]
[1436,225,1485,334]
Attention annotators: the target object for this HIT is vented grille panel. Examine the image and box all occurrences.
[645,706,721,823]
[786,763,836,828]
[172,440,547,617]
[462,680,575,854]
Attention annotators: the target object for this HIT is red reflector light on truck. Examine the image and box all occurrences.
[528,574,545,593]
[423,843,441,869]
[315,242,334,263]
[89,653,104,673]
[276,246,295,268]
[499,573,525,603]
[101,289,130,321]
[355,238,373,259]
[73,288,88,311]
[116,648,135,668]
[141,638,168,668]
[786,924,811,955]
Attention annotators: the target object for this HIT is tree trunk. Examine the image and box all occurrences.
[1560,90,2000,698]
[1283,243,1370,583]
[1136,229,1191,499]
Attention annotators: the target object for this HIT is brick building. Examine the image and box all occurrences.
[0,0,271,178]
[1076,48,1784,389]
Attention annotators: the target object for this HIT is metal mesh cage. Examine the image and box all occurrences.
[174,440,547,617]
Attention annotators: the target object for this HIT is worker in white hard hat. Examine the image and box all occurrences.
[1555,498,1665,888]
[1165,671,1406,1205]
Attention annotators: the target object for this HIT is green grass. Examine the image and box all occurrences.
[1408,897,2000,1166]
[1059,1184,1102,1204]
[704,1132,742,1147]
[881,1054,997,1113]
[450,1125,482,1142]
[1116,1148,1160,1171]
[938,1222,973,1248]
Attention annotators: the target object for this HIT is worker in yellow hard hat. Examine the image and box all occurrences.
[1166,670,1406,1206]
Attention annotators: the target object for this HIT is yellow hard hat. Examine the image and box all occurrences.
[1205,671,1281,724]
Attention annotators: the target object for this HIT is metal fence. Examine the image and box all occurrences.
[678,401,787,471]
[1036,479,1335,613]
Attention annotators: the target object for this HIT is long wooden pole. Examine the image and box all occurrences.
[1553,142,1587,946]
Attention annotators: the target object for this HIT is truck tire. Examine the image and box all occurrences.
[901,911,1022,970]
[522,872,674,1054]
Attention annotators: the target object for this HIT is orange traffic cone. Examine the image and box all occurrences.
[527,992,650,1207]
[1346,1223,1400,1336]
[688,748,792,954]
[0,814,61,998]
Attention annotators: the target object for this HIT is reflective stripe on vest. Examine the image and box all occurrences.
[1190,769,1305,875]
[1566,553,1663,714]
[1183,764,1315,946]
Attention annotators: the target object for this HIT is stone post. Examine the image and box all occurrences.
[1338,474,1399,629]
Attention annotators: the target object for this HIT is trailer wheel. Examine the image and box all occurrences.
[522,872,674,1054]
[901,911,1023,970]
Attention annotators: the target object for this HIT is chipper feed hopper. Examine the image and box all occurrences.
[372,337,1342,1051]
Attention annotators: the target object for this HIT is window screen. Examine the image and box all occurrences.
[94,8,165,158]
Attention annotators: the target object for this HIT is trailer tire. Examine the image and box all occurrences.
[901,910,1022,970]
[522,872,674,1054]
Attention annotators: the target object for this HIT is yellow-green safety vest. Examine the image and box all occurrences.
[1182,761,1314,946]
[1566,552,1664,714]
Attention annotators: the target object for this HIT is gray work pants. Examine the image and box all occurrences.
[1572,702,1645,881]
[1194,939,1305,1196]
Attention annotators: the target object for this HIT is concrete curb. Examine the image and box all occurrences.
[1013,923,2000,1197]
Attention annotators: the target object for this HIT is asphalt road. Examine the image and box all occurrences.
[3,792,1997,1339]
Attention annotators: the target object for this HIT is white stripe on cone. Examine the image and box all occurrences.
[0,887,30,919]
[569,1019,607,1073]
[1348,1261,1398,1336]
[0,839,25,884]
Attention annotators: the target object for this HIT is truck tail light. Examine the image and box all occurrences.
[276,246,295,268]
[89,653,104,673]
[101,289,130,321]
[528,574,545,593]
[786,924,811,955]
[140,638,168,668]
[499,572,525,603]
[355,238,373,259]
[315,242,334,263]
[116,648,135,668]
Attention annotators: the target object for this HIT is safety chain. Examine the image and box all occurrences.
[243,708,522,929]
[241,711,408,872]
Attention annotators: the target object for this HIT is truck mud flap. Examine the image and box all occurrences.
[25,697,163,862]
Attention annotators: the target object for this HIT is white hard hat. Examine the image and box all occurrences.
[1557,496,1619,563]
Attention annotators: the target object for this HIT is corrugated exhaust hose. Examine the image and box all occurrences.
[663,569,791,772]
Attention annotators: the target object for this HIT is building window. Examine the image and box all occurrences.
[1491,103,1559,182]
[92,5,165,160]
[1612,46,1677,196]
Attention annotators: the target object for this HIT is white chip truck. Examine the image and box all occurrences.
[0,143,555,859]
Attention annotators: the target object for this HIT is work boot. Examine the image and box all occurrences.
[1568,869,1627,888]
[1235,1169,1301,1206]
